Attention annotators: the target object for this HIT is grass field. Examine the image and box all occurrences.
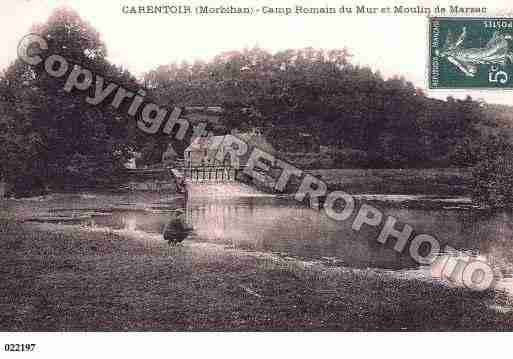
[1,217,512,331]
[310,168,473,195]
[2,168,507,331]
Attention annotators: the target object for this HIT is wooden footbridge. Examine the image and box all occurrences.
[170,157,245,183]
[181,165,242,182]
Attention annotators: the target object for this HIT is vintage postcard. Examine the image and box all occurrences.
[1,0,513,358]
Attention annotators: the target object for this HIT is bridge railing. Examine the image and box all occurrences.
[179,165,242,183]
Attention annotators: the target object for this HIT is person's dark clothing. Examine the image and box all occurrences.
[163,214,191,245]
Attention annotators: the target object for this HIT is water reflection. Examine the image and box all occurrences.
[79,194,513,292]
[124,216,137,232]
[186,197,414,268]
[185,197,513,293]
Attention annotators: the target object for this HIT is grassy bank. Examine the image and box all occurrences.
[0,191,182,220]
[310,168,472,195]
[1,219,512,331]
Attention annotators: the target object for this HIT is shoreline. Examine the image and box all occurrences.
[1,219,512,331]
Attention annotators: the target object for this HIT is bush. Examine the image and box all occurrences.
[331,148,370,167]
[281,148,372,169]
[472,136,513,208]
[281,152,333,169]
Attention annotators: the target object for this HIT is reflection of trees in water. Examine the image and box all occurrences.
[124,217,137,231]
[86,196,513,278]
[186,200,513,272]
[186,199,405,268]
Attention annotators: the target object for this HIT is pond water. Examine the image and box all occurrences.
[30,188,513,296]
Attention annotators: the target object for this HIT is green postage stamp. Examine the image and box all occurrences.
[429,17,513,89]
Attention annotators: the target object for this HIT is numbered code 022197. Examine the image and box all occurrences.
[4,344,36,352]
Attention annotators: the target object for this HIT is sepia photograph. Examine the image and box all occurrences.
[1,0,513,357]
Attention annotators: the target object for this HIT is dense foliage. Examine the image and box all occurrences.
[472,134,513,208]
[143,48,485,168]
[0,8,139,195]
[1,8,511,204]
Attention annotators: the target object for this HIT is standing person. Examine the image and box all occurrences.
[175,176,186,194]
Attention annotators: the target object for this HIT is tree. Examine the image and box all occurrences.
[472,134,513,208]
[0,7,139,195]
[143,45,488,169]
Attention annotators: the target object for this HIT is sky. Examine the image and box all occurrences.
[1,0,512,105]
